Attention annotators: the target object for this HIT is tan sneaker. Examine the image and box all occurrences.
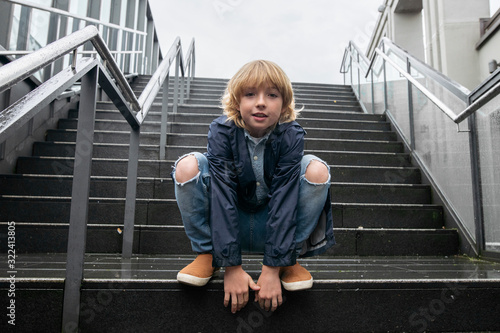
[279,262,313,291]
[177,254,217,287]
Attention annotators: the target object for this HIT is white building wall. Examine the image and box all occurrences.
[423,0,490,89]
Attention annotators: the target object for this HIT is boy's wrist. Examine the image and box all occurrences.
[224,265,243,272]
[262,265,280,275]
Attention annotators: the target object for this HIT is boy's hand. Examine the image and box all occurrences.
[224,265,260,314]
[255,265,283,312]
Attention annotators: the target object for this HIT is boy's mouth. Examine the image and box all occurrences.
[253,113,268,118]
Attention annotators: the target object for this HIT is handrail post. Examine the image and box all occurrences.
[180,74,185,104]
[349,45,353,89]
[173,50,180,114]
[159,74,170,160]
[407,57,416,151]
[370,69,375,114]
[357,52,361,98]
[62,65,98,332]
[122,127,141,259]
[186,63,192,100]
[382,43,388,113]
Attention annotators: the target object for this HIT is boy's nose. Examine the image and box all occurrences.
[256,93,266,106]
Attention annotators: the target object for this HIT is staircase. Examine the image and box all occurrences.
[1,77,500,332]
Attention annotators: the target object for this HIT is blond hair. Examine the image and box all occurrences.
[221,60,299,129]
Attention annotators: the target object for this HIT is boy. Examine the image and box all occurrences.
[172,60,335,313]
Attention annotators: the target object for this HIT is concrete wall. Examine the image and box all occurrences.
[478,32,500,79]
[367,0,425,61]
[423,0,490,90]
[367,0,493,90]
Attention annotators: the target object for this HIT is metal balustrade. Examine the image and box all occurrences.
[341,38,500,261]
[0,24,195,331]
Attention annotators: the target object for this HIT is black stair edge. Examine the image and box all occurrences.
[1,275,499,332]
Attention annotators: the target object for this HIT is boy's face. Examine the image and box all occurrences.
[238,83,285,138]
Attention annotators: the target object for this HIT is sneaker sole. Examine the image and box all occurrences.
[177,272,212,287]
[281,277,313,291]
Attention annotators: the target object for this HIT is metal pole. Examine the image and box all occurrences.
[407,58,416,151]
[122,127,141,259]
[357,52,361,98]
[186,63,191,100]
[382,43,388,113]
[62,65,98,332]
[173,51,180,114]
[370,70,375,114]
[468,109,485,255]
[159,74,170,160]
[349,45,353,89]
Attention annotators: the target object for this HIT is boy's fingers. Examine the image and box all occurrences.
[248,277,260,291]
[265,299,271,311]
[231,293,238,313]
[224,292,230,307]
[271,298,278,312]
[238,294,245,311]
[243,291,249,304]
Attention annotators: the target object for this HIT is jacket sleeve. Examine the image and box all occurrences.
[206,122,242,267]
[264,126,305,267]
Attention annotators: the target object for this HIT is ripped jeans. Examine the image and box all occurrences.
[172,152,330,255]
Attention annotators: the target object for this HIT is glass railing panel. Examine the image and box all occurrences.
[475,93,500,253]
[372,56,385,115]
[410,65,476,240]
[344,58,352,87]
[385,50,411,145]
[352,59,360,99]
[359,66,373,114]
[9,5,22,52]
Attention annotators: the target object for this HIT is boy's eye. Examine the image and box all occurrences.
[244,92,255,97]
[269,93,278,98]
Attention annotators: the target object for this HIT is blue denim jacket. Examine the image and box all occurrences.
[207,115,335,267]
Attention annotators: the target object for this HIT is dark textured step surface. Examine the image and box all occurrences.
[15,156,421,182]
[0,220,457,256]
[1,254,499,332]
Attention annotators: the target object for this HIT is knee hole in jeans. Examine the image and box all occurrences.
[175,154,199,183]
[305,159,329,184]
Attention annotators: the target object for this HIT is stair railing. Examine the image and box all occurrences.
[0,25,195,331]
[2,0,148,78]
[340,38,500,260]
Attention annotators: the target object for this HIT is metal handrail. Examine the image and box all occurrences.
[367,38,470,101]
[341,37,499,124]
[340,37,500,257]
[0,25,141,112]
[7,0,147,36]
[137,37,181,123]
[0,22,195,331]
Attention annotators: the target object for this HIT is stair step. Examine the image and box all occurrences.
[45,130,403,153]
[1,254,498,333]
[14,157,421,183]
[46,129,401,146]
[0,194,442,226]
[0,221,457,256]
[72,109,387,124]
[0,173,429,203]
[32,142,413,163]
[57,118,391,133]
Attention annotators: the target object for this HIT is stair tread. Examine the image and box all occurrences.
[2,254,499,283]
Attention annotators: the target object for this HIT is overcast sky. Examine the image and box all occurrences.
[148,0,500,85]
